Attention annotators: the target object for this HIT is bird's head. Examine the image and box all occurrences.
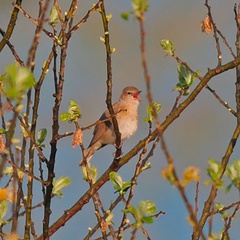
[120,86,141,103]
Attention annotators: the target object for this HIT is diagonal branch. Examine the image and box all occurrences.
[36,55,240,240]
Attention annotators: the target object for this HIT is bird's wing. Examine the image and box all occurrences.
[88,110,112,148]
[88,103,122,148]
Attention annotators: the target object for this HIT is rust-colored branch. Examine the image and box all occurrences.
[36,56,240,239]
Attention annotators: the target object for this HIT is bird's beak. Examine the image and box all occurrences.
[133,91,141,101]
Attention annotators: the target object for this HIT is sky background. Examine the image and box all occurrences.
[0,0,240,239]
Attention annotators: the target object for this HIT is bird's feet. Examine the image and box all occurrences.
[112,151,123,160]
[114,141,123,150]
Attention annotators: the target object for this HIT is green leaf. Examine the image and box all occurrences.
[123,205,139,223]
[178,64,192,85]
[3,166,13,176]
[105,212,114,225]
[52,176,71,198]
[49,5,61,24]
[122,181,131,191]
[160,39,174,55]
[225,159,240,191]
[0,200,8,221]
[206,159,224,189]
[172,64,200,96]
[1,63,35,102]
[68,99,81,120]
[3,166,24,180]
[121,11,130,20]
[225,183,232,193]
[37,128,47,146]
[138,200,156,216]
[110,172,131,195]
[90,165,98,184]
[141,162,151,172]
[132,0,149,18]
[0,129,6,134]
[123,200,157,227]
[60,112,71,122]
[109,172,123,188]
[20,119,30,138]
[141,216,154,224]
[207,159,222,181]
[60,100,81,123]
[215,202,224,211]
[81,164,98,183]
[143,102,161,122]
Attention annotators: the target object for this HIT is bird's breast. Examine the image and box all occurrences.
[117,114,138,141]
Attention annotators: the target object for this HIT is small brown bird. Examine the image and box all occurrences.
[80,86,141,165]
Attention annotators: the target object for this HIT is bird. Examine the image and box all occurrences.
[80,86,141,165]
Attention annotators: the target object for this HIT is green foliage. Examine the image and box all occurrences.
[215,202,224,211]
[20,119,30,138]
[36,128,47,148]
[173,64,200,96]
[3,166,25,181]
[123,200,157,227]
[60,99,81,123]
[132,0,149,18]
[205,159,224,189]
[121,11,131,20]
[143,102,161,122]
[82,165,98,184]
[160,39,174,55]
[0,200,9,225]
[105,211,114,226]
[121,0,149,20]
[52,176,71,198]
[160,40,201,95]
[225,159,240,193]
[0,63,35,103]
[140,162,151,172]
[0,128,7,134]
[49,5,61,25]
[109,171,131,195]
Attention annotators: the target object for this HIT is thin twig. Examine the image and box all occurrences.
[221,202,240,240]
[205,0,222,66]
[99,1,122,165]
[170,52,237,117]
[12,2,58,44]
[67,1,102,38]
[0,0,22,52]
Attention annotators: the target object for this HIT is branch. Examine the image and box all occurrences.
[170,52,237,117]
[0,0,22,52]
[99,1,122,163]
[25,1,51,239]
[67,1,102,38]
[0,28,24,66]
[205,0,222,66]
[192,124,240,240]
[36,56,240,240]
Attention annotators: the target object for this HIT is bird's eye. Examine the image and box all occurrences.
[127,91,132,95]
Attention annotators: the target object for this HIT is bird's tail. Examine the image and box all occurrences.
[79,149,92,166]
[79,142,102,166]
